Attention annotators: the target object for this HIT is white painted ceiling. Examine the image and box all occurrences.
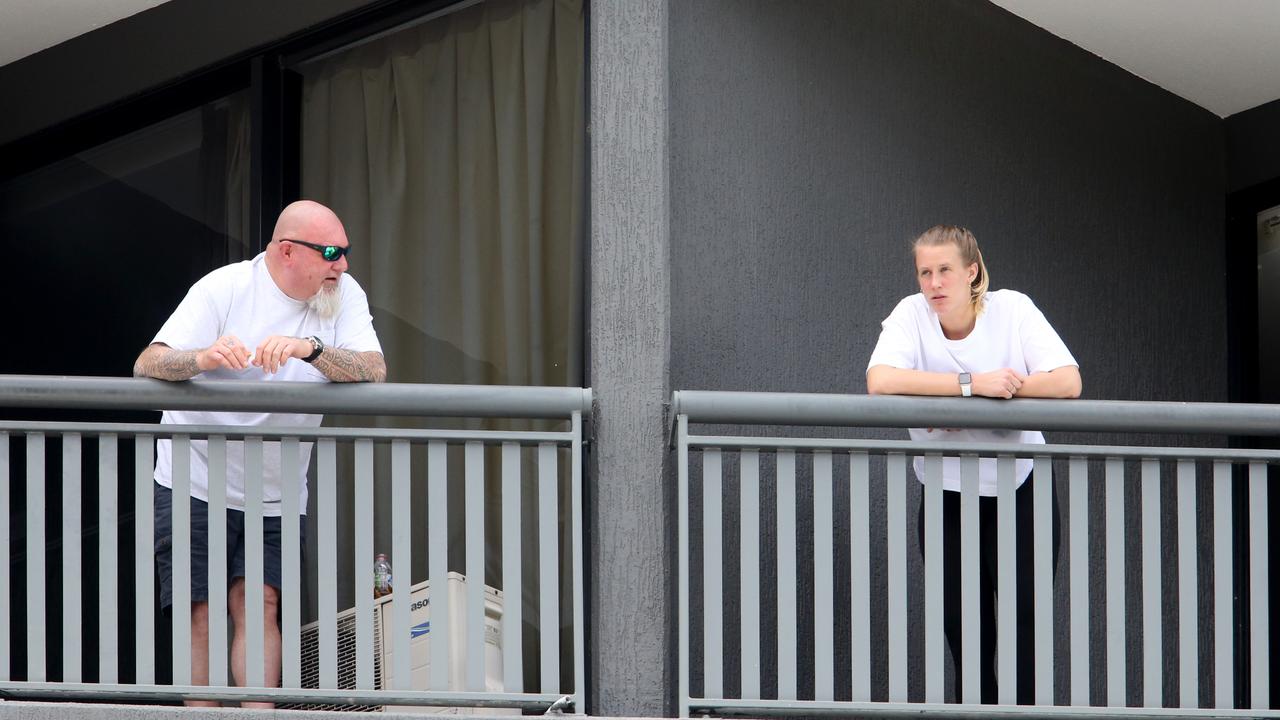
[1,0,1277,117]
[989,0,1280,117]
[0,0,170,68]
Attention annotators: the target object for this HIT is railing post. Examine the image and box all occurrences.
[570,411,586,713]
[677,415,690,718]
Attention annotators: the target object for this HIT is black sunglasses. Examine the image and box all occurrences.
[280,238,350,262]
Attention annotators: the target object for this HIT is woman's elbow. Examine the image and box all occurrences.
[1063,370,1082,399]
[866,369,888,395]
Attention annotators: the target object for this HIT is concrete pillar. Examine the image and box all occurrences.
[588,0,672,716]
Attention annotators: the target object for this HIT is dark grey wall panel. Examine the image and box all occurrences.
[1227,98,1280,193]
[0,0,383,147]
[670,0,1224,404]
[670,0,1227,707]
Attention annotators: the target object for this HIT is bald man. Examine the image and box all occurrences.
[134,200,385,706]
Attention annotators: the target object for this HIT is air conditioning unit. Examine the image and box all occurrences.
[282,572,506,714]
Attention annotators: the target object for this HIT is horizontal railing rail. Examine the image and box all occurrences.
[672,390,1280,435]
[0,374,592,418]
[674,390,1277,718]
[0,375,589,713]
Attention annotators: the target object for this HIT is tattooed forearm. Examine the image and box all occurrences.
[311,348,387,383]
[133,344,201,381]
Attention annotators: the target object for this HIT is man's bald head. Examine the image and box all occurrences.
[264,200,351,303]
[271,200,346,245]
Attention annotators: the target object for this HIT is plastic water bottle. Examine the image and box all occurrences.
[374,553,393,598]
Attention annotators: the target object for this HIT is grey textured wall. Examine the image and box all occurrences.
[1227,98,1280,193]
[670,0,1227,708]
[589,1,673,716]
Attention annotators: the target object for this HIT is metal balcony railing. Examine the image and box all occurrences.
[673,390,1277,718]
[0,375,590,712]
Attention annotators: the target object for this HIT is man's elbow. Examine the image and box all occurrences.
[133,345,158,378]
[368,353,388,383]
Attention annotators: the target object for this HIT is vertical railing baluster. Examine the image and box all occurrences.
[354,438,374,690]
[997,455,1017,705]
[465,441,485,691]
[428,439,449,691]
[98,433,119,685]
[813,450,834,702]
[207,436,228,687]
[677,417,690,718]
[1069,456,1089,706]
[960,454,980,704]
[1212,460,1233,709]
[923,453,943,704]
[1105,457,1126,706]
[776,449,797,701]
[1177,460,1198,707]
[740,449,761,700]
[391,438,412,691]
[1141,458,1162,708]
[849,452,870,702]
[703,448,723,700]
[1248,461,1268,710]
[501,442,523,693]
[171,435,191,687]
[62,433,82,683]
[1033,456,1053,705]
[0,432,8,682]
[538,442,559,693]
[317,438,338,689]
[244,437,265,689]
[134,434,155,684]
[26,433,46,682]
[886,452,907,703]
[280,436,302,689]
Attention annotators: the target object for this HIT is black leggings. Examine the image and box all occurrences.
[916,478,1060,704]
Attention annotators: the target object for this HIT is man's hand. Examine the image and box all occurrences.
[134,337,249,381]
[254,335,311,374]
[197,335,252,372]
[972,368,1026,399]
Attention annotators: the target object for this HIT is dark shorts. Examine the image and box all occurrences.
[154,483,306,609]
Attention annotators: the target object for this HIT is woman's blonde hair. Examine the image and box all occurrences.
[912,224,989,314]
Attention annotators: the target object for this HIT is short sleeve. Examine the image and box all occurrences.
[867,300,920,372]
[334,278,383,353]
[153,279,222,351]
[1018,297,1077,373]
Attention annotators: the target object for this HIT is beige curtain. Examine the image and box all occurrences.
[300,0,583,388]
[296,0,584,690]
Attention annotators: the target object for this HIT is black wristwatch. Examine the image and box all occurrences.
[303,335,325,363]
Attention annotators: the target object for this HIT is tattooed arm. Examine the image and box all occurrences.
[134,344,200,380]
[310,347,387,383]
[133,336,253,381]
[252,335,386,383]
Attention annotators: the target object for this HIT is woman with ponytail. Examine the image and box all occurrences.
[866,224,1080,704]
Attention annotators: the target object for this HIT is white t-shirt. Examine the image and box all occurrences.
[866,289,1077,495]
[152,253,382,515]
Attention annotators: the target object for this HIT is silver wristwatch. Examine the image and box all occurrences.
[303,335,325,363]
[958,372,973,397]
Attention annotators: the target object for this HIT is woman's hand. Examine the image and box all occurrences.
[972,368,1025,399]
